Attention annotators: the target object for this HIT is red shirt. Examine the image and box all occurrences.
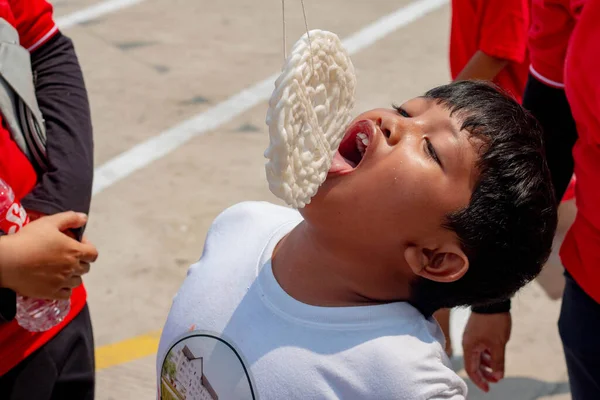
[450,0,531,103]
[561,0,600,304]
[0,0,87,376]
[527,0,585,87]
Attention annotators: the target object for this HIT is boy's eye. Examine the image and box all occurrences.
[424,138,443,168]
[392,104,411,118]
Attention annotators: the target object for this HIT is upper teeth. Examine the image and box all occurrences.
[356,133,369,155]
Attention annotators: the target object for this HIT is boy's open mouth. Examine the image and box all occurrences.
[329,120,375,176]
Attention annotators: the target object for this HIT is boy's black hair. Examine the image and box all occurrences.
[410,80,558,314]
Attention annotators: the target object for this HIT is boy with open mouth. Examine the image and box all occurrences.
[156,80,557,399]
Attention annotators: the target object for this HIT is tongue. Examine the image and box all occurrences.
[329,151,356,174]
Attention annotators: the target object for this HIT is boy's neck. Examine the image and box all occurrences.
[271,221,413,307]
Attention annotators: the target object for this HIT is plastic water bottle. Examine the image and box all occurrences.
[0,178,70,332]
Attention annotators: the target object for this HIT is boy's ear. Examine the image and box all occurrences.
[404,243,469,283]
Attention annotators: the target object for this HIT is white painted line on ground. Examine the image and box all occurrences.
[91,0,449,195]
[342,0,448,54]
[56,0,146,29]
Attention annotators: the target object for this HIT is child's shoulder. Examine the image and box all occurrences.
[361,321,466,397]
[204,201,301,245]
[211,201,300,230]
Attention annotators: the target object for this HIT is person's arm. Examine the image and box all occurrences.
[455,0,529,83]
[8,0,94,238]
[20,31,94,238]
[454,51,508,82]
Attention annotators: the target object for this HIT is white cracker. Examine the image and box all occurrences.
[265,30,356,208]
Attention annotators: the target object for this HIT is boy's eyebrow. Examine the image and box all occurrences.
[419,96,460,138]
[447,121,460,139]
[438,109,460,139]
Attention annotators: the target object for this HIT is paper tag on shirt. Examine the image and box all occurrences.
[159,330,259,400]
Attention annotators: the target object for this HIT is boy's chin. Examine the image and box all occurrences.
[297,184,334,221]
[298,176,354,222]
[303,174,344,209]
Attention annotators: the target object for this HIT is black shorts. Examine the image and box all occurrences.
[0,304,95,400]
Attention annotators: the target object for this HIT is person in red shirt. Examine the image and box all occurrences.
[460,1,600,398]
[0,1,98,399]
[435,0,532,357]
[449,0,530,102]
[559,3,600,396]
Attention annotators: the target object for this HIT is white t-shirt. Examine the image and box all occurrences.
[157,202,467,400]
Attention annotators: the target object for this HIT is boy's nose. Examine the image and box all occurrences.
[378,111,407,146]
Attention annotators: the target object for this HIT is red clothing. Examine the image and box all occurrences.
[561,0,600,304]
[0,0,87,376]
[0,0,53,197]
[7,0,58,51]
[528,0,585,87]
[0,124,37,200]
[450,0,531,102]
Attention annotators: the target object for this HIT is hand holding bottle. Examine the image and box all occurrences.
[0,212,97,300]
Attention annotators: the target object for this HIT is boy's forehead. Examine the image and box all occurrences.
[410,96,463,132]
[406,96,452,114]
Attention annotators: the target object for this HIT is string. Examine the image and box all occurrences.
[282,0,286,63]
[280,1,329,161]
[281,0,315,76]
[300,0,315,76]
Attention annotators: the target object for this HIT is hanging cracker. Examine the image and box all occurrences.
[265,30,356,208]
